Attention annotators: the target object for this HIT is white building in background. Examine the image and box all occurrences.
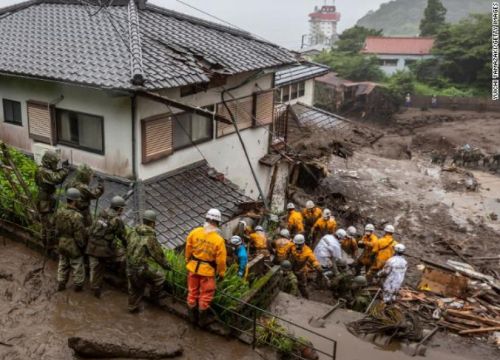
[301,1,341,51]
[361,36,435,76]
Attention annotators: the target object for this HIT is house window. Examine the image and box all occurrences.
[405,59,417,67]
[173,110,213,150]
[290,83,298,100]
[281,86,290,102]
[298,81,306,97]
[379,59,398,66]
[56,109,104,154]
[3,99,22,126]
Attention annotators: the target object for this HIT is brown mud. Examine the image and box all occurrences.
[0,239,261,360]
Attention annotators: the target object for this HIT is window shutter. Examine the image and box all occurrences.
[27,101,54,144]
[216,96,253,137]
[141,114,173,164]
[254,90,274,127]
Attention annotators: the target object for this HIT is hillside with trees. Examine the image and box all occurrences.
[356,0,491,36]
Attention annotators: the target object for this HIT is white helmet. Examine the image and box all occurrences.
[287,202,295,210]
[306,200,315,209]
[230,235,242,246]
[255,225,264,232]
[323,209,331,218]
[293,234,305,245]
[335,229,347,239]
[206,208,222,223]
[347,226,357,237]
[365,224,375,232]
[280,229,290,239]
[394,243,406,254]
[384,224,395,233]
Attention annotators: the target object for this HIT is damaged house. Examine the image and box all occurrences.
[0,0,297,248]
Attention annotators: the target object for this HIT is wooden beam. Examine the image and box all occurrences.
[459,326,500,335]
[446,309,500,327]
[137,91,232,125]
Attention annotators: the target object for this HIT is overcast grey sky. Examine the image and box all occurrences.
[0,0,387,48]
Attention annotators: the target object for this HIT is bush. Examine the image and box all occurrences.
[387,71,415,102]
[315,51,386,82]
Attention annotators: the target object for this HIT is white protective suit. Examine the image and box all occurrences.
[379,255,407,303]
[314,234,342,268]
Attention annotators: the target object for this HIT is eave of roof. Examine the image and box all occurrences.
[275,62,330,87]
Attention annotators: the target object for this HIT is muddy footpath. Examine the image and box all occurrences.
[0,239,261,360]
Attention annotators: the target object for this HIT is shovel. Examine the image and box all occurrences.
[309,299,346,328]
[403,326,439,357]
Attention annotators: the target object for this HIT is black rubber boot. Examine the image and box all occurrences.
[57,282,66,292]
[198,310,213,329]
[188,307,198,325]
[74,284,83,293]
[93,288,102,299]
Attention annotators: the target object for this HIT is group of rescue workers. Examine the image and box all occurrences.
[33,151,408,328]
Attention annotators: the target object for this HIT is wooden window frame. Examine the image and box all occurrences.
[141,113,173,164]
[215,95,254,138]
[172,111,214,151]
[253,90,274,128]
[27,100,55,144]
[55,108,105,155]
[2,98,23,126]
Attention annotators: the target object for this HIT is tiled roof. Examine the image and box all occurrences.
[142,161,251,249]
[315,72,354,87]
[274,63,329,87]
[290,103,352,131]
[0,1,296,90]
[361,36,435,55]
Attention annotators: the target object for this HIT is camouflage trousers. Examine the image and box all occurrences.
[126,266,165,312]
[57,255,85,287]
[88,256,113,291]
[40,212,56,250]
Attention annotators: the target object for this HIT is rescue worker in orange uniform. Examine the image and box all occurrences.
[369,224,397,280]
[271,229,292,264]
[311,209,337,247]
[343,226,359,258]
[249,225,270,258]
[302,200,322,242]
[287,203,304,236]
[286,234,323,299]
[355,224,378,275]
[185,208,227,327]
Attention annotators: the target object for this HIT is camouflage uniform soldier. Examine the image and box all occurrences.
[348,276,371,312]
[126,210,171,313]
[68,164,104,226]
[35,151,69,249]
[279,260,300,297]
[86,196,127,298]
[54,188,87,292]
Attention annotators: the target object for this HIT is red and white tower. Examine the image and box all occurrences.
[308,0,341,48]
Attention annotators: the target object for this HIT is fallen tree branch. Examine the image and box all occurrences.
[68,336,183,359]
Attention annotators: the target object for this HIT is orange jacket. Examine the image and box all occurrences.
[312,217,337,237]
[273,237,292,263]
[358,233,378,266]
[342,237,358,257]
[287,210,304,234]
[185,227,227,277]
[302,207,322,228]
[287,244,321,273]
[371,234,396,270]
[249,231,268,250]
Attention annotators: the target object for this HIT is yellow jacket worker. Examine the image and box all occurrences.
[185,208,226,327]
[287,203,304,236]
[371,224,397,272]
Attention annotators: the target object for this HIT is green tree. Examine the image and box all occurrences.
[433,14,491,89]
[336,26,383,53]
[420,0,447,36]
[315,51,385,82]
[388,71,416,101]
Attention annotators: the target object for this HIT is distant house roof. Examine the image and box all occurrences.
[90,161,250,249]
[361,36,435,55]
[290,103,352,131]
[315,72,354,87]
[274,63,330,87]
[0,0,296,90]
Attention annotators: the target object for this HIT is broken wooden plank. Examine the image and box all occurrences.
[418,267,468,298]
[446,309,500,327]
[443,315,482,328]
[437,320,469,332]
[458,326,500,335]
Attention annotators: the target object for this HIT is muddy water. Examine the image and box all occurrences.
[0,239,261,360]
[270,293,499,360]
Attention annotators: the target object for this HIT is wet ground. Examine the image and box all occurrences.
[270,292,500,360]
[0,239,262,360]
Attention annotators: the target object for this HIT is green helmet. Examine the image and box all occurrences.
[281,260,292,271]
[75,164,93,184]
[353,275,368,286]
[66,187,81,201]
[41,151,59,169]
[111,195,126,209]
[143,210,157,223]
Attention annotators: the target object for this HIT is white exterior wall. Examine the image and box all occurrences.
[375,54,434,76]
[136,72,275,199]
[282,78,315,106]
[0,75,133,177]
